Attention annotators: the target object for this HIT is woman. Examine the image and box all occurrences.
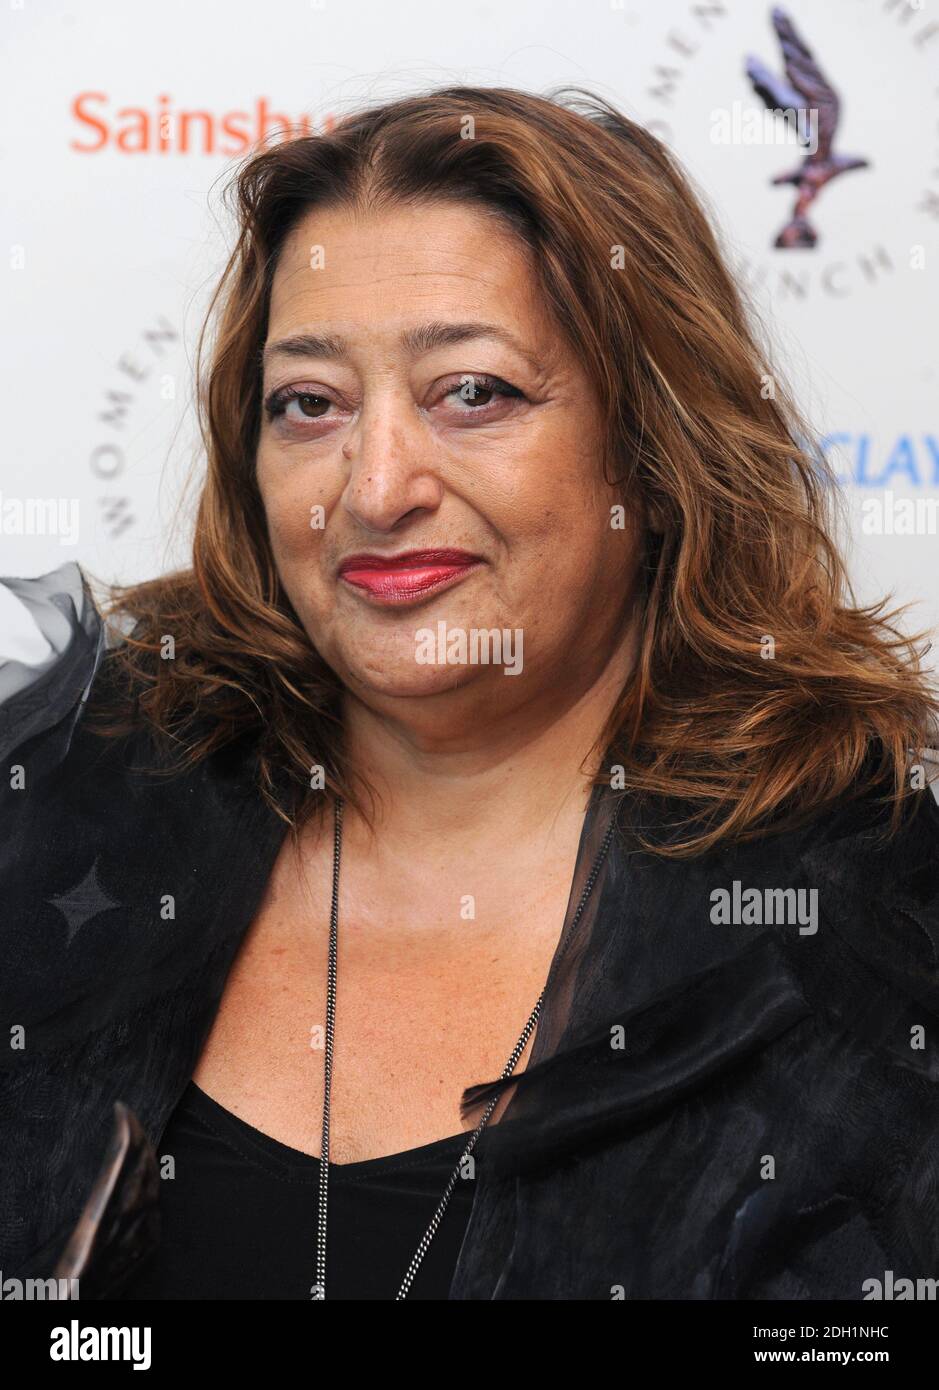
[2,85,938,1302]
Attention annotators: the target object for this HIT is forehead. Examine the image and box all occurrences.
[266,199,546,333]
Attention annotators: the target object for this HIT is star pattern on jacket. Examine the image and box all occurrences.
[47,857,120,946]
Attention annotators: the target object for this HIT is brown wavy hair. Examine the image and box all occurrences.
[90,84,939,857]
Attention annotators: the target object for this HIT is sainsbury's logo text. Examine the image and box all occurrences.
[71,93,334,155]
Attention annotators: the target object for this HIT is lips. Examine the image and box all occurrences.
[338,548,483,604]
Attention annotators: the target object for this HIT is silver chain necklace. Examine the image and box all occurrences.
[312,793,615,1300]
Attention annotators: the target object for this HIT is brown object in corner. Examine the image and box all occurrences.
[53,1101,161,1299]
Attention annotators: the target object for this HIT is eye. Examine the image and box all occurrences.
[263,385,335,424]
[440,373,526,417]
[262,373,527,432]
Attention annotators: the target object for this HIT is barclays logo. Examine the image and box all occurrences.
[819,434,939,488]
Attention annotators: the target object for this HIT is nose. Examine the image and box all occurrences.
[340,392,444,535]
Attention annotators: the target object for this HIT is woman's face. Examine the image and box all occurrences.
[256,199,642,727]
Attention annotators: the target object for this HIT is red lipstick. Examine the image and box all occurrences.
[337,548,483,605]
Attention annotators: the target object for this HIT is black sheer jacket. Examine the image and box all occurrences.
[2,563,939,1299]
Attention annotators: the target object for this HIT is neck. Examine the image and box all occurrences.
[339,618,638,858]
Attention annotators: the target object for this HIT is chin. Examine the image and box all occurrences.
[342,657,480,701]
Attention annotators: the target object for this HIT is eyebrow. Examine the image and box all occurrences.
[261,320,544,374]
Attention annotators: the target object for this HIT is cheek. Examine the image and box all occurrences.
[257,454,325,566]
[503,428,618,572]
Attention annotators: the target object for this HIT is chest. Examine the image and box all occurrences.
[191,827,579,1162]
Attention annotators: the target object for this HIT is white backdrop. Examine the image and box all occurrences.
[2,0,938,662]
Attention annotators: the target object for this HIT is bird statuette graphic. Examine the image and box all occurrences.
[745,6,870,248]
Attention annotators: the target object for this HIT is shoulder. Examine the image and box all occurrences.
[633,769,939,1048]
[0,562,112,774]
[753,774,939,1054]
[0,563,184,794]
[0,563,273,806]
[796,775,939,956]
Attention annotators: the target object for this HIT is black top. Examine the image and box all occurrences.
[121,1082,476,1301]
